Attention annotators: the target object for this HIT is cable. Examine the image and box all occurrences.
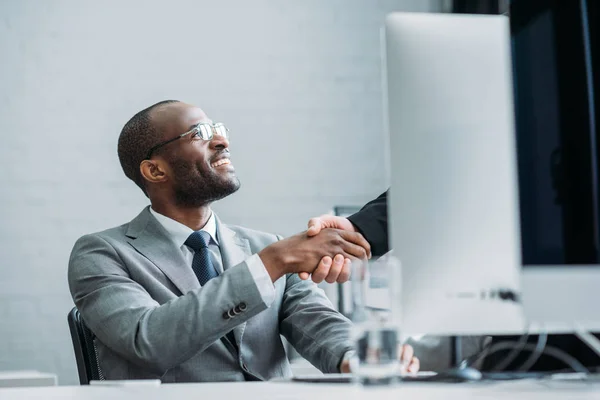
[460,340,493,369]
[518,331,548,372]
[470,341,589,374]
[490,332,531,371]
[574,327,600,360]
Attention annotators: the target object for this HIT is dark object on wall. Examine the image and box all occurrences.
[452,0,504,15]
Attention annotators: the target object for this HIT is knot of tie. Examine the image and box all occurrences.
[185,231,211,252]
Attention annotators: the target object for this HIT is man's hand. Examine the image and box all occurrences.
[301,214,371,282]
[303,254,352,284]
[339,344,420,374]
[258,228,370,283]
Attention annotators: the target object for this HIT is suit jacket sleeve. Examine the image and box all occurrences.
[68,234,274,376]
[277,241,354,373]
[347,190,389,256]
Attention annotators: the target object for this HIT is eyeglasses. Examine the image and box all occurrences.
[145,122,229,159]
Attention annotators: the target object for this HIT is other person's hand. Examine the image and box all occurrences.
[306,215,358,237]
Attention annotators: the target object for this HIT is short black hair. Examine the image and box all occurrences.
[117,100,180,194]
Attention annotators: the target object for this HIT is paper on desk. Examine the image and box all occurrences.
[90,379,161,386]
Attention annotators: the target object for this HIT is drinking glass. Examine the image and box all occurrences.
[349,253,402,384]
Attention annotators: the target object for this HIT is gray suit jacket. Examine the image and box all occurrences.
[68,207,353,382]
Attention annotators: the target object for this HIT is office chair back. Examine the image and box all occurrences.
[67,307,104,384]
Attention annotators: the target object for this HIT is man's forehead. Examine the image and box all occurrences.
[152,103,212,132]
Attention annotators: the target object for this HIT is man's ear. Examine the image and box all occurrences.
[140,159,168,185]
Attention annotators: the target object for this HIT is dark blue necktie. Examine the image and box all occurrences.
[185,231,218,286]
[185,230,242,358]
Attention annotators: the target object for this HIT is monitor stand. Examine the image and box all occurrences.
[451,336,462,367]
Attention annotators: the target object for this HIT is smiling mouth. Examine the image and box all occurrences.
[211,159,231,168]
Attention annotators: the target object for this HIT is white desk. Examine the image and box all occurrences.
[0,380,598,400]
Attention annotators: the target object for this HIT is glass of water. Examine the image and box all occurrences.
[349,252,402,384]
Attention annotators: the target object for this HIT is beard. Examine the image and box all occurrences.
[169,156,240,207]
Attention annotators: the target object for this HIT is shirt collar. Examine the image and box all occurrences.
[148,206,219,248]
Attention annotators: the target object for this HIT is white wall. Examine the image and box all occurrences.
[0,0,440,385]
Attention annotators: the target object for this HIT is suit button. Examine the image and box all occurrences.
[227,309,236,318]
[222,311,230,320]
[238,302,247,311]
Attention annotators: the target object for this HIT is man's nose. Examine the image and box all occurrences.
[210,131,229,149]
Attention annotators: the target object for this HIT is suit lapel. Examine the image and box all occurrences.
[216,216,251,350]
[126,207,199,295]
[126,210,253,353]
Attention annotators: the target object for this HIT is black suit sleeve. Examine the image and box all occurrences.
[347,190,389,257]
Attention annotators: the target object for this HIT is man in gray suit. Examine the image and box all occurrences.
[68,100,419,382]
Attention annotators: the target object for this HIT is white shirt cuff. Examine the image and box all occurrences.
[340,350,358,372]
[245,253,276,306]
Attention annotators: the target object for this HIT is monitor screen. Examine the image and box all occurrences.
[511,0,600,265]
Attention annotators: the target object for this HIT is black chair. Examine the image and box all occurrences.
[67,307,104,384]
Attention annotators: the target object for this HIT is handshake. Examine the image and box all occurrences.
[258,214,367,283]
[258,213,421,375]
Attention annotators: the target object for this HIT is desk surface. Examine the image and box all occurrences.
[0,380,598,400]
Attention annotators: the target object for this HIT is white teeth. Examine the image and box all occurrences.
[211,159,231,168]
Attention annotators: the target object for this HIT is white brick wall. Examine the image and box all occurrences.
[0,0,440,385]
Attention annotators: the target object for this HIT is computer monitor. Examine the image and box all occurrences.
[384,13,525,336]
[512,0,600,333]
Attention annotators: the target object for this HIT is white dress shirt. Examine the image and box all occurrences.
[148,207,274,296]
